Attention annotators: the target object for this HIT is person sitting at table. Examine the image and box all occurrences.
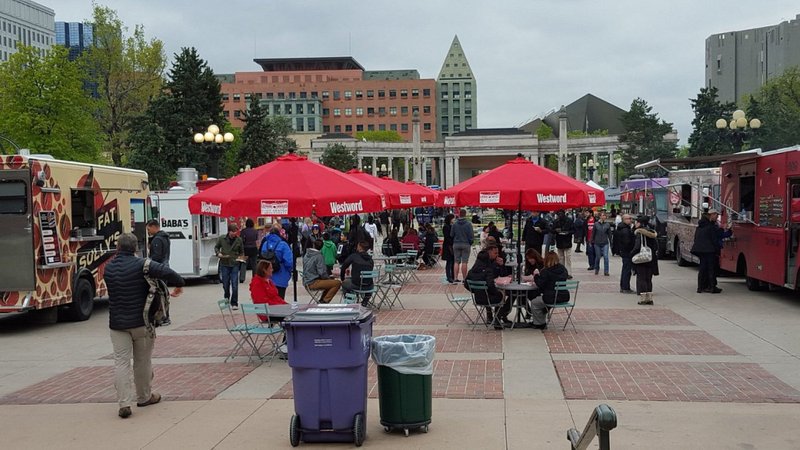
[303,240,342,303]
[484,236,512,277]
[401,227,421,250]
[465,245,511,330]
[340,241,375,307]
[385,229,401,256]
[421,223,438,269]
[250,259,288,320]
[534,251,570,307]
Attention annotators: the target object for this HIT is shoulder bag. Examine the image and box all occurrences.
[632,234,652,264]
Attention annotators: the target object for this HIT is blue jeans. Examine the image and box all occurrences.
[593,243,609,274]
[220,264,240,306]
[620,256,632,290]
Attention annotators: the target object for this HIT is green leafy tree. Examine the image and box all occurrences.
[321,143,358,172]
[80,4,166,166]
[617,98,676,173]
[237,97,297,168]
[536,123,553,140]
[687,87,736,156]
[355,130,403,142]
[747,67,800,151]
[127,47,225,187]
[0,46,102,161]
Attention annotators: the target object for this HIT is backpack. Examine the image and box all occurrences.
[142,259,169,334]
[259,236,279,271]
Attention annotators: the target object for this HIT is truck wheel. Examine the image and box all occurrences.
[744,265,762,291]
[676,240,689,267]
[67,278,94,321]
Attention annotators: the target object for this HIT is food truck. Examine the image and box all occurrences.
[666,168,721,265]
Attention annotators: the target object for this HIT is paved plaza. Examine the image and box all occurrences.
[2,254,800,449]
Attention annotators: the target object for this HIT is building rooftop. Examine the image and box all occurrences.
[363,70,420,80]
[520,94,627,138]
[252,57,365,72]
[452,128,528,137]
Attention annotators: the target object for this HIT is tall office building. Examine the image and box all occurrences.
[0,0,54,62]
[436,35,477,140]
[55,21,93,61]
[706,14,800,104]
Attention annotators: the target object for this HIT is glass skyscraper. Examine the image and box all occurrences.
[55,21,92,61]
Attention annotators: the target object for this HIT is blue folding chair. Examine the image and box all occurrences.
[546,280,580,332]
[239,303,286,365]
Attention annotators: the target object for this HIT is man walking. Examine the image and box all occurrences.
[146,219,172,325]
[451,209,474,282]
[215,223,244,308]
[614,214,635,293]
[551,210,574,278]
[104,233,184,419]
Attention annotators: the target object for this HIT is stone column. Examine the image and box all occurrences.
[453,156,460,184]
[412,111,422,184]
[357,156,363,171]
[608,151,616,187]
[575,153,580,179]
[592,151,598,182]
[371,157,377,176]
[404,157,410,181]
[557,106,568,175]
[388,156,394,179]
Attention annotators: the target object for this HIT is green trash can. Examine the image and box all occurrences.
[371,334,436,437]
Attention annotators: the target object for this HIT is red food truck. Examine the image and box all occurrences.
[719,145,800,290]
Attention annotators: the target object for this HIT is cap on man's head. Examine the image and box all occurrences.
[707,209,720,215]
[228,223,239,232]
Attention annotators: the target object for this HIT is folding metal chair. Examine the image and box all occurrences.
[444,277,475,326]
[465,280,503,331]
[347,270,380,308]
[546,280,580,332]
[217,299,253,362]
[239,303,286,365]
[376,264,405,310]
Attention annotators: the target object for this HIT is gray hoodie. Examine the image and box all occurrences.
[302,249,328,285]
[591,221,612,246]
[451,217,474,245]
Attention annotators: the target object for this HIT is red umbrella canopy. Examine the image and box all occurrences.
[437,156,605,210]
[188,153,387,217]
[344,169,436,208]
[399,180,439,205]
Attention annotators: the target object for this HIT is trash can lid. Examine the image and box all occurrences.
[285,304,372,322]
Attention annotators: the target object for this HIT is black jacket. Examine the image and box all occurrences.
[105,251,184,330]
[340,250,374,289]
[464,250,503,306]
[613,222,635,258]
[551,216,574,249]
[148,230,170,265]
[522,216,548,250]
[534,263,570,305]
[632,227,660,274]
[691,218,718,255]
[442,223,453,258]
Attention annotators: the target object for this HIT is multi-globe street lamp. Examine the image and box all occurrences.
[613,155,622,187]
[715,109,761,152]
[582,158,597,182]
[193,124,234,178]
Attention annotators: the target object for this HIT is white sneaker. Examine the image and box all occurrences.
[279,344,288,353]
[231,305,239,311]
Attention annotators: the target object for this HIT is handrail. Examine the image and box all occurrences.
[567,404,617,450]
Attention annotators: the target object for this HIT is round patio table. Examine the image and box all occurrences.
[497,282,538,329]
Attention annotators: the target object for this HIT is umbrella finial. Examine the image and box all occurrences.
[516,153,523,158]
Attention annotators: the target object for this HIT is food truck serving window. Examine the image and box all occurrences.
[0,180,27,214]
[71,189,96,229]
[739,176,755,214]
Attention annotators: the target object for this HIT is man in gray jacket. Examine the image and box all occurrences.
[302,240,341,302]
[591,212,613,276]
[451,209,474,282]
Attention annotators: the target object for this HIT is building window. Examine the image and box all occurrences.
[356,107,364,116]
[441,100,448,112]
[307,118,316,132]
[333,108,341,117]
[344,90,352,99]
[274,105,281,115]
[453,107,460,115]
[441,125,448,133]
[367,107,375,116]
[234,110,241,118]
[345,108,352,116]
[423,105,431,114]
[223,111,229,118]
[389,89,397,98]
[288,92,296,99]
[345,125,353,132]
[401,106,408,116]
[412,89,419,97]
[378,107,386,116]
[355,90,363,99]
[300,91,307,99]
[323,108,330,116]
[266,92,274,99]
[311,91,318,98]
[390,124,397,131]
[367,90,374,98]
[278,92,285,99]
[296,103,304,114]
[334,125,342,132]
[296,117,304,131]
[233,93,241,102]
[424,123,431,131]
[285,104,292,114]
[222,93,229,101]
[333,91,341,100]
[423,89,431,97]
[400,89,408,98]
[323,125,330,133]
[379,124,386,131]
[356,124,364,132]
[412,106,420,113]
[322,91,329,99]
[368,124,375,131]
[308,104,316,114]
[389,107,397,116]
[401,123,409,132]
[378,90,385,98]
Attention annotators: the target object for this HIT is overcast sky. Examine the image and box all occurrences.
[52,0,799,144]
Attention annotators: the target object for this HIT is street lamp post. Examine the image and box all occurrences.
[582,158,596,182]
[378,163,389,178]
[193,124,234,178]
[715,109,761,152]
[613,155,622,187]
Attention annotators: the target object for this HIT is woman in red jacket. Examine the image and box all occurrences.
[250,259,287,321]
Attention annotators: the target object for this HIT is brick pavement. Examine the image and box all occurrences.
[373,308,473,326]
[545,330,739,355]
[101,335,240,359]
[271,359,503,400]
[0,363,256,405]
[375,328,502,353]
[554,360,800,403]
[564,308,694,326]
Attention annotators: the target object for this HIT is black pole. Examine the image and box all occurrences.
[516,198,523,283]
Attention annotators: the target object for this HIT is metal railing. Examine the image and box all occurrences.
[567,404,617,450]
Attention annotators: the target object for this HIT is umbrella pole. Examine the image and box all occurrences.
[517,200,523,283]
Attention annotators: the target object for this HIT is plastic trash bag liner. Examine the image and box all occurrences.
[371,334,436,375]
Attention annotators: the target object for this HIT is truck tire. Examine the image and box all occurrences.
[743,263,762,291]
[67,278,94,321]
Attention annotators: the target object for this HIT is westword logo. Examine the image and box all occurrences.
[537,193,567,204]
[201,201,222,214]
[443,196,456,206]
[329,200,363,214]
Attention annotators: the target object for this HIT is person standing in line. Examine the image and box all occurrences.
[613,214,636,293]
[573,210,585,253]
[584,210,596,270]
[632,216,659,305]
[215,223,244,309]
[551,210,574,278]
[260,223,294,299]
[105,233,184,419]
[379,210,390,237]
[240,219,260,281]
[691,209,728,293]
[522,211,547,255]
[591,212,613,276]
[146,219,172,325]
[451,208,474,283]
[442,213,455,283]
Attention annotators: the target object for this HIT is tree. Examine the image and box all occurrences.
[617,98,676,173]
[0,46,102,161]
[536,123,553,140]
[321,143,357,172]
[747,67,800,151]
[127,47,225,187]
[80,5,166,166]
[355,130,403,142]
[237,97,297,168]
[687,87,736,156]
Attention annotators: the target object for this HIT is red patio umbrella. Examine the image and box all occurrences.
[344,169,436,208]
[188,153,387,218]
